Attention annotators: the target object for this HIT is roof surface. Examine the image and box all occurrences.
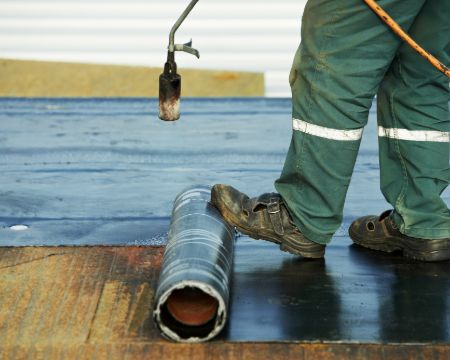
[0,98,448,349]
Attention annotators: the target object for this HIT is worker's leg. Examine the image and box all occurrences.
[275,0,427,244]
[377,0,450,239]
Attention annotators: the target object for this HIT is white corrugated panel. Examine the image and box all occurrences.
[0,0,307,97]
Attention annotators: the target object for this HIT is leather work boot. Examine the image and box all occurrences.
[211,184,325,258]
[349,210,450,262]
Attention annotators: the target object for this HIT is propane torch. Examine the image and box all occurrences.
[159,0,200,121]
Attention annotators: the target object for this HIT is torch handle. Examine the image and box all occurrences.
[363,0,450,78]
[169,0,200,53]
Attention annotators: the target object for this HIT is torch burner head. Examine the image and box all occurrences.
[159,57,181,121]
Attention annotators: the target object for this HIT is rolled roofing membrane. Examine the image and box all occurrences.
[153,185,235,342]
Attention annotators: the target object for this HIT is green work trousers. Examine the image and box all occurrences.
[275,0,450,244]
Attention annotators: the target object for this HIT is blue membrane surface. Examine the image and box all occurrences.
[0,97,447,245]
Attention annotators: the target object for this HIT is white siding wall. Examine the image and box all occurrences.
[0,0,307,97]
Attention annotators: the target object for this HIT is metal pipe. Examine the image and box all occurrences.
[153,185,235,343]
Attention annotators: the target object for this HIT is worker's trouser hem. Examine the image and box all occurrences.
[292,220,332,246]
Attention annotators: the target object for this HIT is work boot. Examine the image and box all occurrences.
[349,210,450,262]
[211,184,325,258]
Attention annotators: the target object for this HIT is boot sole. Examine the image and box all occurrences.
[349,228,450,262]
[218,206,325,259]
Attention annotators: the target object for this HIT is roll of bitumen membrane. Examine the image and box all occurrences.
[153,185,235,342]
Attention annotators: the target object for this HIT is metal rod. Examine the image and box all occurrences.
[169,0,200,53]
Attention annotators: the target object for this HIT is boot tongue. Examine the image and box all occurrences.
[378,209,393,222]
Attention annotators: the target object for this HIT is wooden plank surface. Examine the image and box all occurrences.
[3,343,450,360]
[0,247,163,346]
